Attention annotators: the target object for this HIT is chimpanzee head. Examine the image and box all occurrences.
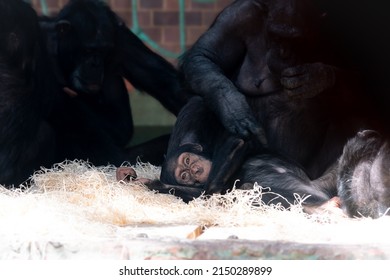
[261,0,325,38]
[0,0,41,72]
[54,0,118,95]
[261,0,326,76]
[160,143,212,187]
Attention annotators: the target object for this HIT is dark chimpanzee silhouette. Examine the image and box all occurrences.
[41,0,189,166]
[0,0,59,186]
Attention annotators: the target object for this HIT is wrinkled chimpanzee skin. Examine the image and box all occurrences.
[0,0,58,186]
[41,0,189,166]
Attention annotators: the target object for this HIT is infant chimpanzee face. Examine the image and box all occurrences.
[174,152,212,187]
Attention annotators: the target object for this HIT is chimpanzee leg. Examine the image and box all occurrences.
[145,180,205,203]
[232,154,333,208]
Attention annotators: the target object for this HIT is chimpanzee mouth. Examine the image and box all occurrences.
[86,84,101,93]
[72,75,102,94]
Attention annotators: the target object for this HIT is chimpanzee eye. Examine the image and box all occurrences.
[181,172,189,181]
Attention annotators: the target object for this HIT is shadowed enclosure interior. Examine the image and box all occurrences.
[29,0,231,146]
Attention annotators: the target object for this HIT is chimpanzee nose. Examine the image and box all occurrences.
[190,164,202,176]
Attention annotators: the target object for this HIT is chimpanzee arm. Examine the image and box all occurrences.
[100,73,133,147]
[115,24,189,116]
[116,167,204,203]
[205,137,250,195]
[145,180,205,203]
[180,1,266,144]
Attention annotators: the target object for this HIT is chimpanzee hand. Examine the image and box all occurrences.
[280,63,336,99]
[116,166,137,182]
[116,167,154,185]
[214,92,268,147]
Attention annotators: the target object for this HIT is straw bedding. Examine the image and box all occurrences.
[0,160,389,259]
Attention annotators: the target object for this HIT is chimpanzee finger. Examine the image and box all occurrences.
[135,178,153,185]
[281,65,306,77]
[238,123,267,148]
[280,75,307,89]
[285,85,321,99]
[116,167,137,182]
[244,118,268,147]
[233,116,265,143]
[255,127,268,148]
[63,87,78,98]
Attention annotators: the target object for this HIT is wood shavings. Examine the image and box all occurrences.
[0,159,389,254]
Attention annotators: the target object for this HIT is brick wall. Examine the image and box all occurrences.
[30,0,233,65]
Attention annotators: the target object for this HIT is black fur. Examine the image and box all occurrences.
[0,0,58,186]
[338,130,390,218]
[42,0,189,166]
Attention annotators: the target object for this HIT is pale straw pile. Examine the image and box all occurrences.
[0,160,389,251]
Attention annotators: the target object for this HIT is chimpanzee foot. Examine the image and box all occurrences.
[303,196,346,217]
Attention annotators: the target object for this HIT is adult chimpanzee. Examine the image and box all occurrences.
[177,0,380,195]
[0,0,58,187]
[337,130,390,218]
[117,96,337,211]
[41,0,189,166]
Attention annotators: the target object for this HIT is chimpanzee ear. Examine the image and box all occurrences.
[6,32,19,53]
[192,143,203,153]
[55,20,71,35]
